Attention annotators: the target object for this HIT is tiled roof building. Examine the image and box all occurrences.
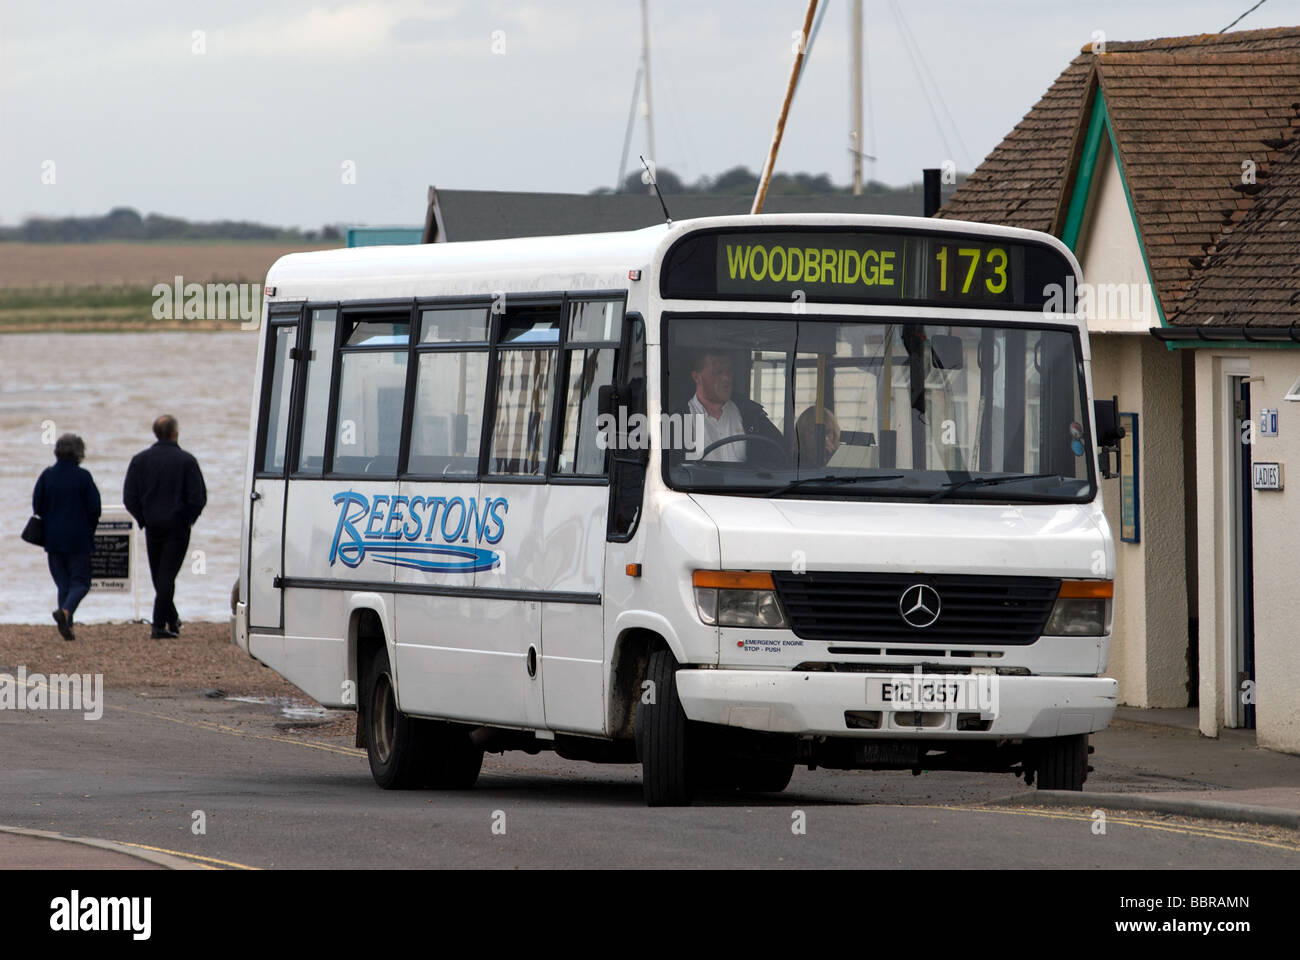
[940,27,1300,332]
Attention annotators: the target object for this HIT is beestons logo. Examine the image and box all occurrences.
[898,584,941,629]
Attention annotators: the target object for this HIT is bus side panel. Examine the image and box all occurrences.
[383,479,541,726]
[392,480,489,718]
[262,481,396,703]
[250,481,353,703]
[247,481,287,629]
[476,482,610,734]
[538,485,609,735]
[472,483,549,727]
[248,619,349,707]
[426,596,545,727]
[541,604,605,734]
[395,593,534,722]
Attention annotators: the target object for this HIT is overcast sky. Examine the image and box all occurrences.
[1,0,1293,229]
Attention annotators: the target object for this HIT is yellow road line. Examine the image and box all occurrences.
[114,840,259,871]
[914,803,1300,853]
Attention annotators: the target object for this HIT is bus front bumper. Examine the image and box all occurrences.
[674,670,1117,739]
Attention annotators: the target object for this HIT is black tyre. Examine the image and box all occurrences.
[364,647,484,790]
[364,647,429,789]
[1034,733,1089,791]
[636,649,696,806]
[425,722,483,789]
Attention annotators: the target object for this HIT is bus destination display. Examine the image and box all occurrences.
[660,229,1074,309]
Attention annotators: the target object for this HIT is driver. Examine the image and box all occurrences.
[682,350,785,465]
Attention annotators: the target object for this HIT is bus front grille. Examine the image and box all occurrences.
[770,572,1060,646]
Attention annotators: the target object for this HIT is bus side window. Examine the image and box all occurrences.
[296,308,337,476]
[407,306,490,476]
[488,305,561,476]
[556,299,623,477]
[258,321,297,474]
[556,347,616,475]
[330,314,410,477]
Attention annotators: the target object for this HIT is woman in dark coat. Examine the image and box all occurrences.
[32,434,101,641]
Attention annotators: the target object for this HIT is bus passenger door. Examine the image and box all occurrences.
[248,315,300,630]
[539,307,634,735]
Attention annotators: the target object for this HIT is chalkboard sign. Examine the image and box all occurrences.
[92,519,133,593]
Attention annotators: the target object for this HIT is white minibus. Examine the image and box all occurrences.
[232,214,1119,805]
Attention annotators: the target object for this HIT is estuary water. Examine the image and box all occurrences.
[0,331,259,623]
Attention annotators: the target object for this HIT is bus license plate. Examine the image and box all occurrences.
[875,678,963,708]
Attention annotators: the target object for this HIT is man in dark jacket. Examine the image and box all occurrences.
[33,433,102,641]
[123,415,207,639]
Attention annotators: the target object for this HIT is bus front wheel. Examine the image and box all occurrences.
[1033,733,1089,791]
[636,649,697,806]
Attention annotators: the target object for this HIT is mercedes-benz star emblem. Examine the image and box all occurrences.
[898,584,942,629]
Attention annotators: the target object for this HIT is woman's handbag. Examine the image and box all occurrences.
[20,515,44,546]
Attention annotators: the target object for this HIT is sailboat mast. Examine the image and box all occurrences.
[640,0,657,193]
[851,0,863,195]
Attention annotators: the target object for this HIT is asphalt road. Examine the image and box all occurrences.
[4,691,1299,869]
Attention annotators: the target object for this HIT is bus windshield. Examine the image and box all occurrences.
[663,315,1095,502]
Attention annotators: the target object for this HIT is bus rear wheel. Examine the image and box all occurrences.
[364,647,483,790]
[425,723,483,789]
[365,647,427,789]
[636,649,697,806]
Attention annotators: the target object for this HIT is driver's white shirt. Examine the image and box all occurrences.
[687,394,745,462]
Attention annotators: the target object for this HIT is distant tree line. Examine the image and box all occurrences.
[594,165,966,197]
[0,207,343,243]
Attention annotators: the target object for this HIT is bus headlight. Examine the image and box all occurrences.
[692,571,788,629]
[1044,581,1113,636]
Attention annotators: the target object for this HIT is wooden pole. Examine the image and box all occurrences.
[752,0,819,215]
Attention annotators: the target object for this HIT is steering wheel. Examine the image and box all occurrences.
[697,433,788,461]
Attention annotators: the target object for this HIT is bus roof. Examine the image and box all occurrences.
[263,213,1079,303]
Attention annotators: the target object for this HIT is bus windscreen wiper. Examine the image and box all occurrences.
[767,474,903,498]
[928,473,1059,502]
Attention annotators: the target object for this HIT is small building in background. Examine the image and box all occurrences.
[346,226,423,247]
[418,185,949,243]
[346,185,949,248]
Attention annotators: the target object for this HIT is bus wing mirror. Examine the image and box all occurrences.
[1094,396,1125,448]
[930,334,964,371]
[1094,396,1125,479]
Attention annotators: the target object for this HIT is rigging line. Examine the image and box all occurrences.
[616,66,643,193]
[887,0,954,162]
[655,42,704,184]
[891,0,972,169]
[1221,0,1267,32]
[794,0,831,96]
